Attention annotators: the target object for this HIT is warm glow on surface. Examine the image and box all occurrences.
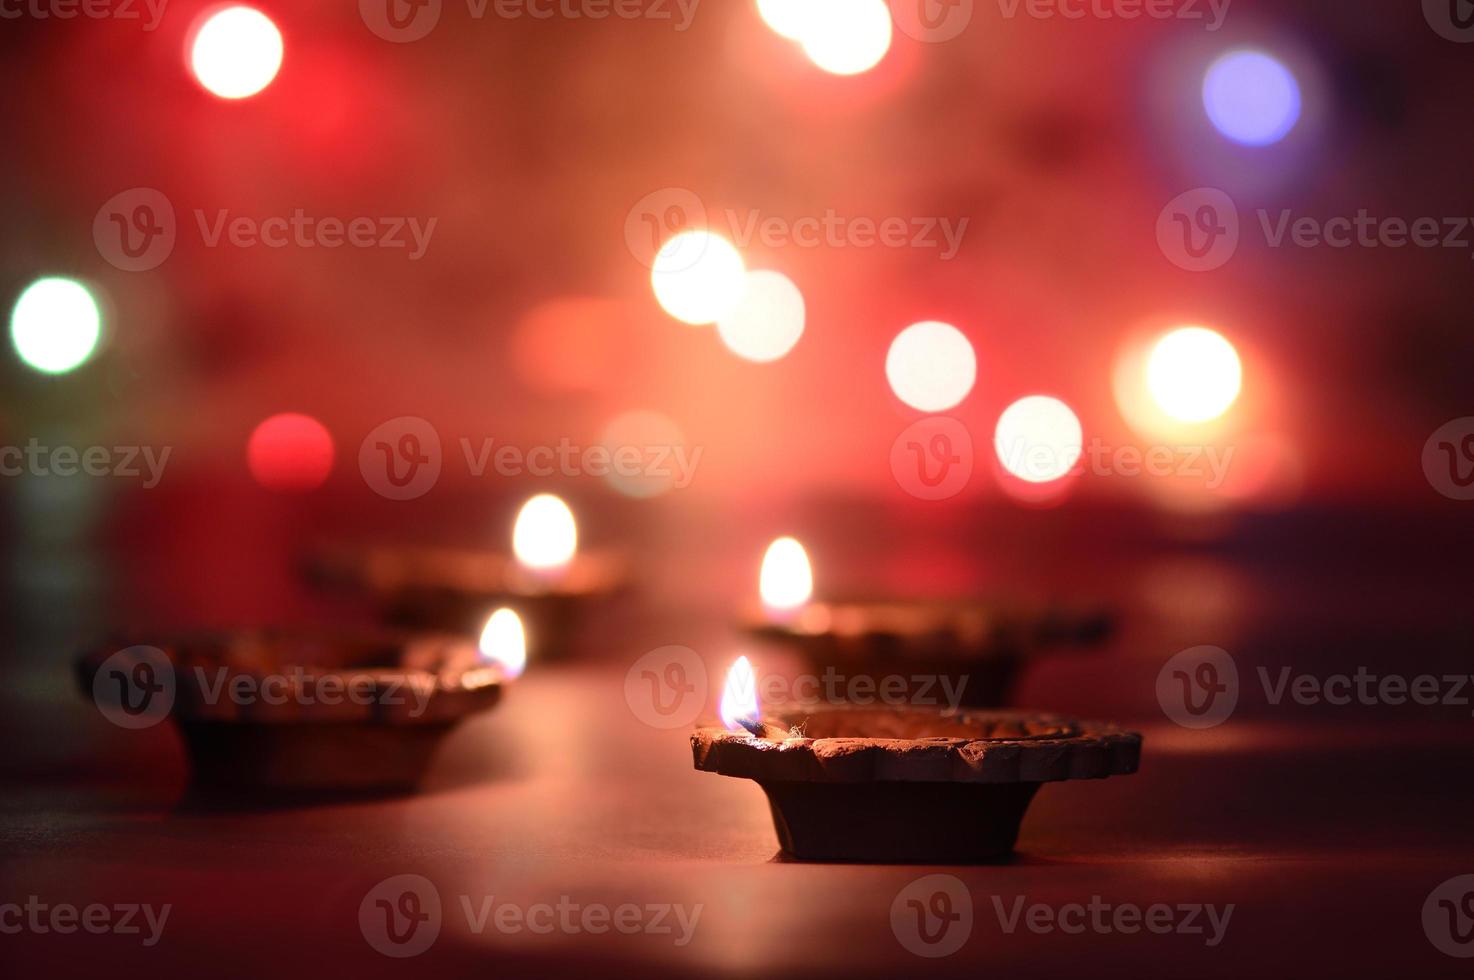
[886,321,977,412]
[716,270,805,363]
[994,396,1084,484]
[720,655,760,732]
[757,0,811,39]
[1147,327,1243,423]
[189,6,284,99]
[800,0,892,75]
[479,607,527,679]
[513,494,578,570]
[759,536,813,612]
[1203,49,1301,146]
[9,277,102,375]
[651,230,747,325]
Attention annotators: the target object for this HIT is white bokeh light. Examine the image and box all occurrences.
[512,494,578,570]
[994,396,1084,484]
[756,0,811,39]
[1147,327,1243,423]
[651,230,747,325]
[10,277,102,375]
[716,270,805,363]
[800,0,892,76]
[189,6,284,100]
[478,607,528,679]
[759,536,813,612]
[885,321,977,412]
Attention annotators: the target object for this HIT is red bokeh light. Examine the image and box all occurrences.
[246,412,334,491]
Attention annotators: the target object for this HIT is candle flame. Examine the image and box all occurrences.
[759,536,813,612]
[719,655,760,732]
[512,493,578,570]
[478,607,527,678]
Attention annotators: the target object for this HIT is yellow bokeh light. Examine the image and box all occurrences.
[756,0,811,39]
[716,270,805,363]
[512,494,578,570]
[759,536,813,612]
[650,230,747,326]
[478,607,527,679]
[1147,326,1242,423]
[994,395,1083,484]
[800,0,892,76]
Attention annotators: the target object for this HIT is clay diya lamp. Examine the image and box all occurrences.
[304,496,626,660]
[691,657,1140,863]
[77,628,516,798]
[742,537,1113,707]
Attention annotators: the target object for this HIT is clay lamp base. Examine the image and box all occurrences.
[741,598,1114,708]
[692,705,1140,863]
[77,630,506,798]
[303,544,627,660]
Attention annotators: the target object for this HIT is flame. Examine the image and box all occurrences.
[512,494,578,570]
[478,607,527,678]
[759,536,813,612]
[719,655,760,732]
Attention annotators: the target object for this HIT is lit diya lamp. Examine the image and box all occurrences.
[76,623,523,798]
[304,493,627,660]
[740,536,1115,707]
[692,657,1141,863]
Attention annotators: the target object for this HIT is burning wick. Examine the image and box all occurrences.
[478,607,527,679]
[719,655,786,740]
[759,536,813,620]
[513,493,578,576]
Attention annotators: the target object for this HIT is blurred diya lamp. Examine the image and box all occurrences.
[304,494,627,659]
[742,536,1113,707]
[76,626,520,798]
[692,657,1141,863]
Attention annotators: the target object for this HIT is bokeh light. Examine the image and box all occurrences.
[650,230,747,325]
[1147,326,1243,423]
[885,321,977,412]
[247,413,334,491]
[800,0,892,76]
[479,607,528,679]
[9,277,102,375]
[757,0,810,39]
[759,536,813,612]
[716,270,805,363]
[513,493,578,570]
[600,409,689,498]
[1202,49,1301,146]
[189,6,284,100]
[994,395,1084,484]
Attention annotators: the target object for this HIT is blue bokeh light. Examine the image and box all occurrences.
[1202,49,1302,146]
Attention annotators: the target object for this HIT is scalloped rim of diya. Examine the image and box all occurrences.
[76,629,508,796]
[692,705,1141,863]
[306,543,629,600]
